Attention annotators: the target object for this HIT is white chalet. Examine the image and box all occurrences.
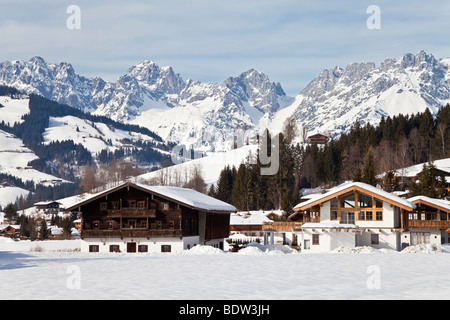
[263,182,420,253]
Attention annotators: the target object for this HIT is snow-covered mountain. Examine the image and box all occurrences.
[285,50,450,137]
[1,50,450,151]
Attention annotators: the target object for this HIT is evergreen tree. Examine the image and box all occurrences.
[361,151,377,186]
[215,165,234,203]
[410,162,447,198]
[39,219,49,240]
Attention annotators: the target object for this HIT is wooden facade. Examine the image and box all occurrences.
[65,182,233,250]
[307,133,329,145]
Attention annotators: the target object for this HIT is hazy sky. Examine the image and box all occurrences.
[1,0,450,96]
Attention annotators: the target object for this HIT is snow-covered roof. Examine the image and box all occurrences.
[294,181,416,211]
[66,182,236,213]
[384,158,450,178]
[407,195,450,212]
[230,211,273,226]
[134,183,236,212]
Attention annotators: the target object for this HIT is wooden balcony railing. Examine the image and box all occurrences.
[262,222,304,232]
[408,220,450,230]
[107,209,157,218]
[81,229,182,239]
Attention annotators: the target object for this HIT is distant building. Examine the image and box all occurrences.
[34,201,64,214]
[307,133,329,145]
[229,210,284,237]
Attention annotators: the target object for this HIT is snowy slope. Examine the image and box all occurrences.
[42,115,157,156]
[137,144,259,186]
[0,129,70,185]
[0,95,29,125]
[0,186,30,207]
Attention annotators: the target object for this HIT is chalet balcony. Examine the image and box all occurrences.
[262,221,304,232]
[107,209,157,218]
[81,229,183,239]
[408,220,450,230]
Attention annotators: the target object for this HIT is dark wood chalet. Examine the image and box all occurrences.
[65,182,236,253]
[307,133,329,145]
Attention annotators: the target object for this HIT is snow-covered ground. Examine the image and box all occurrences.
[1,237,449,300]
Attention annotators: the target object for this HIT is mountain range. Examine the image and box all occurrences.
[1,50,450,153]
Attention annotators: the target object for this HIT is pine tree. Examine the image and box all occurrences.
[361,151,377,186]
[410,162,447,198]
[39,219,49,240]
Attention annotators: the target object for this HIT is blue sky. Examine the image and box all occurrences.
[1,0,450,96]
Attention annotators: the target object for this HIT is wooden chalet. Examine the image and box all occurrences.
[65,182,236,253]
[405,196,450,245]
[306,133,329,145]
[263,182,419,252]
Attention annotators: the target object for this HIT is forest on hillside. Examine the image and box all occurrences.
[209,104,450,214]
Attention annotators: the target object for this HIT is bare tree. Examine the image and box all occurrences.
[184,163,207,193]
[301,123,308,144]
[436,122,447,158]
[282,116,299,144]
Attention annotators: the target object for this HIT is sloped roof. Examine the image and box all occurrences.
[407,195,450,213]
[293,181,416,212]
[66,181,236,213]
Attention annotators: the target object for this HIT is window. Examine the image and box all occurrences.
[341,211,348,224]
[161,245,171,253]
[348,212,355,224]
[358,193,373,208]
[411,232,430,245]
[330,198,338,208]
[138,245,148,253]
[366,211,373,221]
[156,220,162,229]
[312,234,320,245]
[128,200,136,208]
[140,221,147,229]
[376,211,383,221]
[331,211,338,220]
[168,221,174,229]
[100,202,107,211]
[93,221,100,229]
[340,193,355,208]
[358,211,365,220]
[304,239,311,250]
[107,221,113,229]
[409,213,418,220]
[162,203,169,211]
[137,201,145,209]
[110,245,120,252]
[376,200,383,208]
[111,201,120,210]
[371,234,379,245]
[340,211,355,224]
[89,245,99,252]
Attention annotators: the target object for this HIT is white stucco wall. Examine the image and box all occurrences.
[297,229,356,253]
[81,237,186,253]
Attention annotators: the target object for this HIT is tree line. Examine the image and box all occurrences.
[210,104,450,213]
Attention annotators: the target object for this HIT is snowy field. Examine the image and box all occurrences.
[1,237,449,300]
